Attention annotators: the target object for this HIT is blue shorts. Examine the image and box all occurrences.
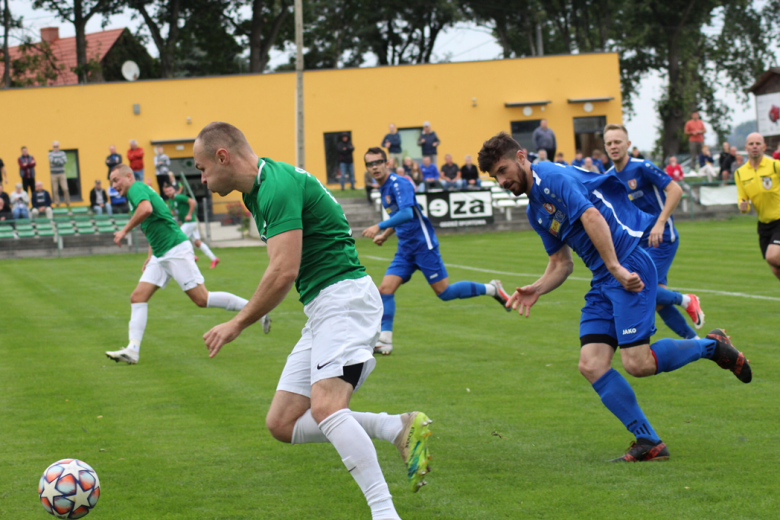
[641,237,678,286]
[579,247,658,348]
[386,245,448,284]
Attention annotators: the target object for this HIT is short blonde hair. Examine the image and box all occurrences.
[603,123,629,138]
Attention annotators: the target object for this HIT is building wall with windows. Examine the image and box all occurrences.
[0,52,622,207]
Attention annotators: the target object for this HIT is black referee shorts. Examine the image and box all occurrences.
[758,219,780,259]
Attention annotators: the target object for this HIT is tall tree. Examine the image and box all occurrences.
[128,0,186,78]
[238,0,292,73]
[32,0,119,84]
[176,0,242,76]
[2,0,12,88]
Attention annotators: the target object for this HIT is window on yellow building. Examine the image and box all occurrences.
[324,131,351,184]
[511,120,542,152]
[574,116,607,157]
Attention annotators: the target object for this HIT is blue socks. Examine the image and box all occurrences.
[650,337,716,374]
[380,294,395,332]
[437,281,486,301]
[656,286,683,306]
[592,368,660,443]
[657,305,697,339]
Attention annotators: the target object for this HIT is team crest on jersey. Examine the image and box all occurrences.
[628,179,637,190]
[763,176,773,190]
[543,203,556,214]
[385,195,392,204]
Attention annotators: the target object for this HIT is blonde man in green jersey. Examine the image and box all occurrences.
[194,122,432,519]
[106,164,269,365]
[163,184,219,268]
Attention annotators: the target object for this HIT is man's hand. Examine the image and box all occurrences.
[648,221,665,248]
[507,285,540,317]
[373,234,386,246]
[113,229,127,246]
[739,200,749,212]
[362,224,381,239]
[203,319,243,358]
[611,266,645,292]
[185,214,193,221]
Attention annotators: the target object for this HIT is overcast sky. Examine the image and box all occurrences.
[9,0,757,151]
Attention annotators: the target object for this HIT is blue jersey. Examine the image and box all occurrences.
[608,158,676,242]
[527,162,655,281]
[380,173,438,250]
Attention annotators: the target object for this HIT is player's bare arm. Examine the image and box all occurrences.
[580,207,644,292]
[648,181,682,248]
[185,198,195,221]
[203,229,302,357]
[508,245,573,317]
[362,224,381,239]
[114,200,152,246]
[142,246,152,272]
[374,227,395,246]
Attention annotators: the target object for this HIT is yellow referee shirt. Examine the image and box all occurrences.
[735,156,780,223]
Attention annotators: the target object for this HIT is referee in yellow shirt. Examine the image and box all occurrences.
[736,132,780,280]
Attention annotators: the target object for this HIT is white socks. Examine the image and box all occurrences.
[128,303,148,352]
[378,331,393,344]
[485,283,497,296]
[292,409,403,445]
[318,409,399,520]
[207,292,248,312]
[198,242,217,261]
[681,294,691,308]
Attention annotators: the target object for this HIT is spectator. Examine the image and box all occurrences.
[408,159,424,189]
[684,111,706,170]
[90,179,113,215]
[106,144,122,179]
[0,155,6,185]
[773,142,780,160]
[48,141,70,209]
[396,166,415,187]
[439,154,462,190]
[417,122,440,164]
[127,139,145,182]
[532,119,557,159]
[420,155,442,192]
[0,198,10,221]
[727,153,745,181]
[154,145,174,198]
[631,147,645,159]
[402,156,414,177]
[336,132,355,190]
[461,154,481,188]
[533,149,550,164]
[582,157,600,173]
[591,149,607,173]
[571,150,585,168]
[108,185,128,213]
[698,145,717,182]
[30,181,53,219]
[554,152,568,165]
[386,157,397,172]
[599,151,612,172]
[382,124,403,165]
[363,168,379,204]
[0,184,10,209]
[18,146,36,195]
[719,142,735,178]
[9,183,29,219]
[665,156,684,181]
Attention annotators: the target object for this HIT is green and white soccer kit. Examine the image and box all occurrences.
[168,193,201,240]
[128,182,204,291]
[243,158,381,394]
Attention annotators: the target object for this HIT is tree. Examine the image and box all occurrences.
[235,0,292,73]
[32,0,120,84]
[176,0,243,77]
[128,0,186,78]
[9,40,65,87]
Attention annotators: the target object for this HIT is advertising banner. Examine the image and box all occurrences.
[756,92,780,137]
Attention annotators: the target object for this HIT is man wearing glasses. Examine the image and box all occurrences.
[361,147,510,356]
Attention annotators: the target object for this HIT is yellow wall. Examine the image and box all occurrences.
[0,52,622,207]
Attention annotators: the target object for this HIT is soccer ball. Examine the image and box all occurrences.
[38,459,100,519]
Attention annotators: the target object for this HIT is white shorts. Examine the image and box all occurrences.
[139,240,205,291]
[277,276,381,397]
[180,221,201,241]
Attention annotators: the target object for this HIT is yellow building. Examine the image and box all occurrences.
[0,52,622,209]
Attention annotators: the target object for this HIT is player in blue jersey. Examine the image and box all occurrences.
[603,124,704,340]
[361,147,510,355]
[478,132,752,462]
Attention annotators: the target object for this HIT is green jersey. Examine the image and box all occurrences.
[243,158,366,305]
[127,182,188,257]
[167,193,197,224]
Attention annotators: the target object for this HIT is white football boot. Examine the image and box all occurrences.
[374,330,393,355]
[261,314,272,334]
[105,347,139,365]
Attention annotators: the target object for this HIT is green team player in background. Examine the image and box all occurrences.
[194,122,432,520]
[163,184,220,268]
[105,164,269,365]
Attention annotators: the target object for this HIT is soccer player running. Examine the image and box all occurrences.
[478,133,752,462]
[603,124,704,339]
[361,147,510,355]
[194,122,432,519]
[105,164,270,365]
[162,184,220,268]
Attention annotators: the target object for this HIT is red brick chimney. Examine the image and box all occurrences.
[40,27,59,45]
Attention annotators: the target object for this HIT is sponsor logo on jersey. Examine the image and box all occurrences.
[628,179,637,190]
[628,190,644,201]
[549,219,561,236]
[763,176,773,190]
[622,328,637,335]
[543,203,556,214]
[429,273,438,279]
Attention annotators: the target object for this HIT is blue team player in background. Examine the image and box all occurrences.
[477,132,751,462]
[603,123,705,340]
[361,147,510,355]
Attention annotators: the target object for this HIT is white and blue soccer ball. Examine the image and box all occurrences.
[38,459,100,519]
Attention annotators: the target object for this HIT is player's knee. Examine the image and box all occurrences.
[194,239,202,247]
[578,357,609,382]
[130,289,147,304]
[265,413,292,443]
[765,251,780,268]
[622,358,654,378]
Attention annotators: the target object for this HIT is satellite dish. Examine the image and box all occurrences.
[121,61,140,81]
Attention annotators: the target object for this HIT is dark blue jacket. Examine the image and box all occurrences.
[418,132,439,156]
[31,189,52,209]
[382,133,402,153]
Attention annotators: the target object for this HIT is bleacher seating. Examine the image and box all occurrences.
[0,214,130,240]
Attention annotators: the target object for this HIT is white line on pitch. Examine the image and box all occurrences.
[361,255,780,302]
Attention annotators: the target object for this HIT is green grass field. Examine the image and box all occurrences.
[1,216,778,519]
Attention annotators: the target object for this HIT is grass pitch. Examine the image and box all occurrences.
[1,216,778,519]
